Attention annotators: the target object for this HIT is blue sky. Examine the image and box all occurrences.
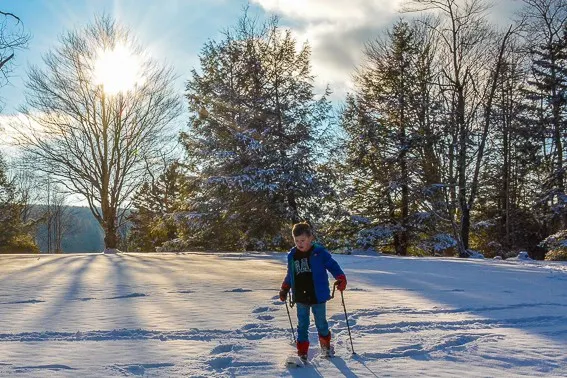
[1,0,521,116]
[2,0,251,114]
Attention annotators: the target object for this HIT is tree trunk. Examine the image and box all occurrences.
[287,192,300,224]
[456,87,469,254]
[399,54,409,257]
[103,219,118,249]
[101,190,118,249]
[552,72,566,228]
[399,158,409,256]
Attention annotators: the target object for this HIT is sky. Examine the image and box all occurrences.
[1,0,522,115]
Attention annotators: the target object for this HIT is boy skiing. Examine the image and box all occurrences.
[279,222,347,363]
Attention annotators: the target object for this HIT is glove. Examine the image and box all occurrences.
[279,283,290,302]
[335,274,347,292]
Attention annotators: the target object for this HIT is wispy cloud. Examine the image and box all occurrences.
[251,0,519,101]
[251,0,405,100]
[251,0,401,23]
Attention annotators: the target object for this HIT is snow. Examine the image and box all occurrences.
[1,252,567,377]
[508,251,533,261]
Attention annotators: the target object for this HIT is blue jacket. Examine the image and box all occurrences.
[283,245,344,303]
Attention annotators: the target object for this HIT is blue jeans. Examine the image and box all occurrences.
[296,302,329,342]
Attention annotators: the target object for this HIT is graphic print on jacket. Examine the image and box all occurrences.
[293,247,317,304]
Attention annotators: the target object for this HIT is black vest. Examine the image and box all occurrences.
[293,246,317,304]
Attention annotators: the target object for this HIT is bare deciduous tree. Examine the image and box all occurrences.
[0,11,30,110]
[0,11,29,80]
[13,15,181,252]
[41,179,76,253]
[404,0,518,255]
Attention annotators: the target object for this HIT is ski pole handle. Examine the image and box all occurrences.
[331,280,339,299]
[288,292,295,308]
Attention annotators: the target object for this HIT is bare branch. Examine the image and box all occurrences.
[12,15,182,250]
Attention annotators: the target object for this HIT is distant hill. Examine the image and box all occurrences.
[35,206,105,253]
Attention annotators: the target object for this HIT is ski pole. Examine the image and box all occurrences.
[340,289,356,354]
[285,298,297,344]
[331,280,337,299]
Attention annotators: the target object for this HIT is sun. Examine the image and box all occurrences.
[92,44,145,95]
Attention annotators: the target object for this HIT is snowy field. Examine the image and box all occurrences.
[1,252,567,377]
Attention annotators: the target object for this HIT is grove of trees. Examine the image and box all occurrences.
[3,1,567,260]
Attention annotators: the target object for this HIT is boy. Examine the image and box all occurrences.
[279,222,347,361]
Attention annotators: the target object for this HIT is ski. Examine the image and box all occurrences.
[319,347,335,358]
[285,355,307,367]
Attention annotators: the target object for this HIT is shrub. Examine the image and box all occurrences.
[540,229,567,251]
[0,234,39,254]
[544,249,567,261]
[540,229,567,261]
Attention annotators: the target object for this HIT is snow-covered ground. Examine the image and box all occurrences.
[1,252,567,377]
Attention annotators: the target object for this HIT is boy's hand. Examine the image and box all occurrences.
[335,274,347,291]
[279,283,290,301]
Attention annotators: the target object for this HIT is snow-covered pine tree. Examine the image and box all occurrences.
[0,153,19,246]
[340,20,441,255]
[519,0,567,231]
[180,14,333,251]
[0,153,37,253]
[127,162,184,252]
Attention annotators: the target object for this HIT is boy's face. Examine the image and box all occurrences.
[294,233,314,252]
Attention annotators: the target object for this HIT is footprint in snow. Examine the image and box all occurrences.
[107,293,147,300]
[210,344,244,355]
[257,315,274,321]
[169,290,194,294]
[111,363,174,376]
[271,295,285,305]
[252,306,277,313]
[224,288,252,293]
[209,356,233,370]
[241,323,264,330]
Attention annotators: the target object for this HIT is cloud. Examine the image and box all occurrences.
[0,112,55,153]
[251,0,405,100]
[0,114,24,147]
[0,114,28,157]
[251,0,520,101]
[251,0,401,23]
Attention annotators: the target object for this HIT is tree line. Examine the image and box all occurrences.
[2,0,567,260]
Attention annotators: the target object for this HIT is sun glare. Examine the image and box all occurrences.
[93,44,145,95]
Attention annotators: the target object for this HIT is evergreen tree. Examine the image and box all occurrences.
[0,153,19,245]
[0,153,37,253]
[521,2,567,230]
[180,14,333,250]
[127,162,183,252]
[341,20,441,254]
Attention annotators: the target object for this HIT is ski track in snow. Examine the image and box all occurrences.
[0,253,566,377]
[108,362,175,376]
[1,311,564,343]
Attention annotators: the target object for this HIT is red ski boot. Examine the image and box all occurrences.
[319,332,334,357]
[297,340,309,362]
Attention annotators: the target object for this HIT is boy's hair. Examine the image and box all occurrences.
[292,222,313,237]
